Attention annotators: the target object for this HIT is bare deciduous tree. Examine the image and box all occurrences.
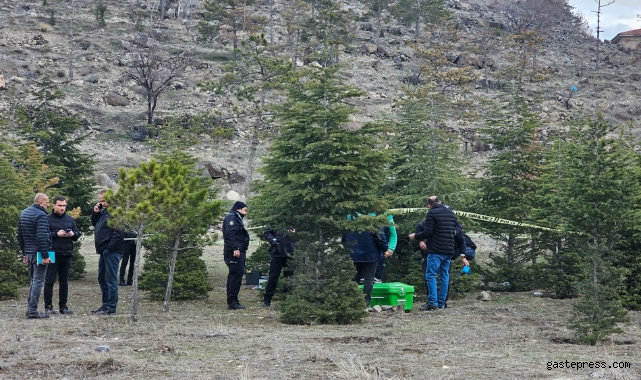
[122,49,187,125]
[593,0,615,70]
[495,0,567,34]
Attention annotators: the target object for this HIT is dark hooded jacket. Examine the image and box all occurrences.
[17,204,52,258]
[263,229,296,258]
[343,230,388,263]
[223,210,250,252]
[47,211,81,256]
[91,209,125,254]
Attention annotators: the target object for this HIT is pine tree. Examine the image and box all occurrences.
[199,0,267,49]
[300,0,357,66]
[358,0,392,44]
[139,152,223,311]
[0,140,58,299]
[554,115,637,342]
[14,75,96,231]
[391,0,449,42]
[383,97,472,209]
[108,156,223,318]
[568,246,628,346]
[251,67,392,324]
[106,161,167,321]
[476,92,544,291]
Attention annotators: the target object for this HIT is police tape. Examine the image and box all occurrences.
[387,208,562,233]
[76,236,264,245]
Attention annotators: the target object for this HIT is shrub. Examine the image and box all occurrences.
[96,3,107,28]
[38,23,52,32]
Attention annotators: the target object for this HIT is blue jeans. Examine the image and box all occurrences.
[27,254,48,313]
[426,254,451,308]
[98,250,122,311]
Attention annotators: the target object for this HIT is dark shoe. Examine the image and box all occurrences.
[96,309,116,315]
[92,306,107,314]
[262,302,271,308]
[59,306,73,314]
[126,279,133,286]
[228,303,245,310]
[419,303,438,311]
[44,305,57,315]
[119,279,127,286]
[27,311,50,319]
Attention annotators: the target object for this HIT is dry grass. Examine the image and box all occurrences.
[37,22,52,32]
[1,244,641,379]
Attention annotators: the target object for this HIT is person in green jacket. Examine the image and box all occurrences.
[374,214,396,282]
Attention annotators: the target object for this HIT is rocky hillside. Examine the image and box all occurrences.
[1,0,640,199]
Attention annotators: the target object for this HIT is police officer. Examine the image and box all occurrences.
[262,227,296,307]
[222,201,250,310]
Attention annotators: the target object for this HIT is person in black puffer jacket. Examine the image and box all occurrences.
[91,190,125,315]
[222,201,250,310]
[17,193,53,319]
[44,195,81,315]
[409,196,467,310]
[261,227,296,307]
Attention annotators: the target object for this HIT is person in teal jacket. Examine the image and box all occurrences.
[375,214,396,282]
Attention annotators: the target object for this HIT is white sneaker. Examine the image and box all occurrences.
[374,278,382,284]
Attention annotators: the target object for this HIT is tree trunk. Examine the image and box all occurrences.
[507,233,515,264]
[160,0,166,20]
[483,38,489,93]
[68,0,74,80]
[269,0,275,48]
[163,229,182,312]
[375,11,381,45]
[147,93,154,124]
[130,227,145,322]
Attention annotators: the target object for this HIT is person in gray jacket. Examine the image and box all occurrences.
[17,193,53,319]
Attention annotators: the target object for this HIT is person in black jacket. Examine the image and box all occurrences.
[409,196,468,310]
[44,196,81,315]
[119,232,137,286]
[91,190,125,315]
[222,201,250,310]
[17,193,53,319]
[262,227,296,307]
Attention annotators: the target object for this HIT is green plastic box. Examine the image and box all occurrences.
[359,282,415,311]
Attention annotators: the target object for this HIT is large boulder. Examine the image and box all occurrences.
[225,190,241,201]
[103,91,129,106]
[205,164,228,180]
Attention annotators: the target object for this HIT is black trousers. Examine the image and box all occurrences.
[120,243,136,283]
[224,251,246,305]
[375,254,386,279]
[43,255,72,308]
[264,256,293,303]
[353,261,378,306]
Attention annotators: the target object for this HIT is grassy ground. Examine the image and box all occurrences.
[1,244,640,379]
